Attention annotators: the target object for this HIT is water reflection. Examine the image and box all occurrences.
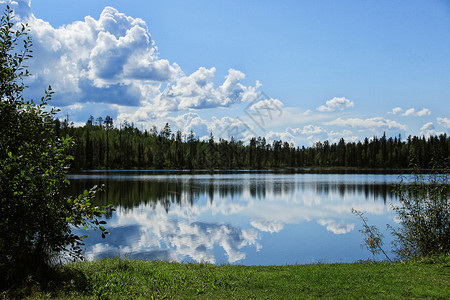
[81,208,259,263]
[67,173,400,265]
[67,174,396,210]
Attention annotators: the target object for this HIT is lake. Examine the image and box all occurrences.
[66,170,404,265]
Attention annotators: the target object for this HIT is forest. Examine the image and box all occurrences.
[55,116,450,170]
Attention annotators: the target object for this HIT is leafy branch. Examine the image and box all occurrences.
[351,209,392,262]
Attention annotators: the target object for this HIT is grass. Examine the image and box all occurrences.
[2,256,449,299]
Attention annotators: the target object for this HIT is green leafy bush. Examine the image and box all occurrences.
[390,167,449,260]
[0,6,110,288]
[354,165,449,262]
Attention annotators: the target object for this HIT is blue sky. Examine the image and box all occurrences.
[3,0,450,146]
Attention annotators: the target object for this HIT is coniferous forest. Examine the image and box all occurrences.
[55,116,450,170]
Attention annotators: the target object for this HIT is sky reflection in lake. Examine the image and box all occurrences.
[68,172,400,265]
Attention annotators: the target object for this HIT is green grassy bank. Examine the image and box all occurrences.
[4,257,449,299]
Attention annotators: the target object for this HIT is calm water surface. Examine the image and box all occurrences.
[66,171,403,265]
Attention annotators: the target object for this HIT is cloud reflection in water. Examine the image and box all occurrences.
[69,173,398,264]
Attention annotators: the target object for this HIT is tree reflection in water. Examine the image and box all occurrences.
[66,171,400,265]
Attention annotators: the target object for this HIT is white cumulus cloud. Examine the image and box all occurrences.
[420,122,434,131]
[389,107,431,117]
[437,117,450,129]
[326,117,407,131]
[317,97,354,112]
[402,108,431,117]
[4,0,260,118]
[327,130,358,143]
[168,112,211,140]
[264,125,328,146]
[7,2,181,106]
[420,122,443,137]
[388,107,403,115]
[248,98,284,113]
[154,67,260,111]
[300,125,326,135]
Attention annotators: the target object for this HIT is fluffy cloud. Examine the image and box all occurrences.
[87,12,178,86]
[6,0,259,113]
[420,122,434,131]
[168,112,211,139]
[317,97,354,112]
[171,112,263,141]
[265,127,359,146]
[402,108,431,117]
[118,108,260,142]
[265,131,295,145]
[264,125,327,146]
[248,98,283,113]
[327,130,358,143]
[9,3,181,106]
[212,116,258,141]
[388,107,403,115]
[300,125,326,135]
[437,117,450,129]
[154,67,259,111]
[389,107,431,117]
[326,117,407,131]
[420,122,443,137]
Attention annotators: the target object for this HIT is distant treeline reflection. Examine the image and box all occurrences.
[66,177,396,214]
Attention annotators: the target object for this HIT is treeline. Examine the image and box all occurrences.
[55,116,450,170]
